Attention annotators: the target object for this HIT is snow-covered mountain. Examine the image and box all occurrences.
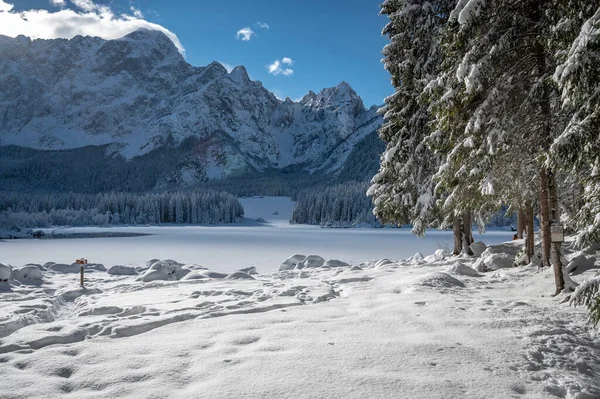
[0,29,382,187]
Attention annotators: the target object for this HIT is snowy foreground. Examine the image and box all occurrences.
[1,241,599,399]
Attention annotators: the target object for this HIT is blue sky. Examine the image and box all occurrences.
[2,0,391,106]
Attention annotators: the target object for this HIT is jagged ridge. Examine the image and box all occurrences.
[0,29,382,187]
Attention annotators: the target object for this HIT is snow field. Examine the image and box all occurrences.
[0,240,598,398]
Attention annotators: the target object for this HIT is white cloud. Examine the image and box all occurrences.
[70,0,97,12]
[0,0,185,54]
[130,6,143,19]
[235,27,254,41]
[281,57,293,65]
[49,0,66,6]
[0,0,13,12]
[267,59,294,76]
[256,22,269,29]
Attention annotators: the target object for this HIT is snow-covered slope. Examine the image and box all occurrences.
[0,30,382,186]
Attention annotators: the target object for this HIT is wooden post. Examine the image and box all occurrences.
[76,258,87,287]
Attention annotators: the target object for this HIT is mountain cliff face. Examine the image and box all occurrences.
[0,29,382,189]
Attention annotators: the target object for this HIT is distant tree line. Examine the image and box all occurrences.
[291,182,379,227]
[0,190,243,230]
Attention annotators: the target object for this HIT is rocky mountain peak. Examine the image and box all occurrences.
[300,81,365,117]
[0,31,383,187]
[230,65,250,83]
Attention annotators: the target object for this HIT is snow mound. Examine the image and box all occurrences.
[238,266,258,275]
[374,259,394,268]
[445,262,482,277]
[87,263,107,272]
[137,261,190,282]
[470,241,487,257]
[182,270,227,280]
[349,265,362,271]
[323,259,350,268]
[566,251,597,275]
[416,272,465,288]
[226,271,255,280]
[24,263,43,270]
[297,255,325,269]
[434,249,451,260]
[0,263,12,281]
[146,258,160,268]
[42,262,56,269]
[12,266,43,284]
[475,253,513,272]
[474,243,521,272]
[408,252,425,264]
[47,263,80,273]
[279,254,306,271]
[163,259,180,266]
[58,287,102,302]
[107,265,138,276]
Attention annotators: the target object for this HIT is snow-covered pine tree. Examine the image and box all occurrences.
[368,0,453,236]
[571,272,600,327]
[428,0,575,293]
[550,3,600,248]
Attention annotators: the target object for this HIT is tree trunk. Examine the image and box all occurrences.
[539,167,551,267]
[517,209,525,239]
[462,212,474,255]
[453,216,462,256]
[548,170,565,295]
[525,201,535,264]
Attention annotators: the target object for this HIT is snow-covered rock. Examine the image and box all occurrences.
[107,265,138,276]
[416,272,466,288]
[445,262,482,277]
[474,243,521,272]
[238,266,258,275]
[163,259,180,266]
[470,242,487,257]
[87,263,107,272]
[411,253,425,263]
[434,249,451,260]
[297,255,325,269]
[323,259,350,268]
[279,254,306,271]
[146,259,160,268]
[47,263,81,273]
[12,266,43,284]
[566,251,597,274]
[137,261,189,282]
[0,263,12,281]
[182,270,228,280]
[374,259,394,268]
[226,271,255,280]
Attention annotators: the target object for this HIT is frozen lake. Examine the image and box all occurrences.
[0,197,513,273]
